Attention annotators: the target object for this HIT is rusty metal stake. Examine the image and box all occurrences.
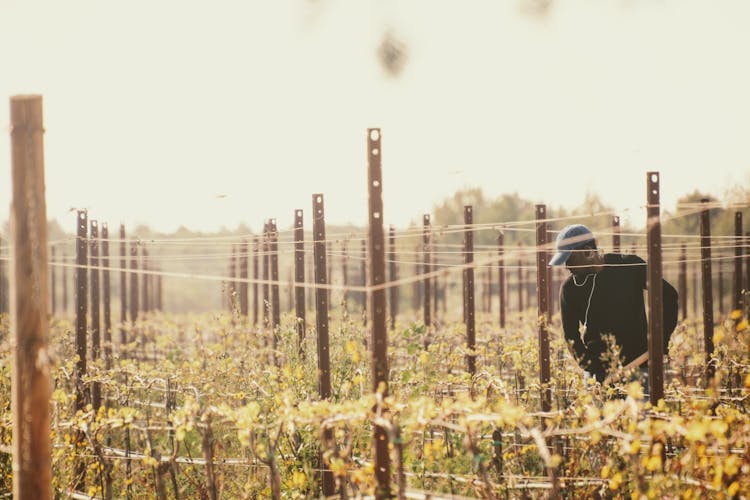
[612,215,621,253]
[367,128,391,499]
[735,212,743,311]
[679,244,687,321]
[119,225,127,345]
[535,205,551,414]
[294,209,306,357]
[312,194,335,496]
[75,210,88,490]
[102,223,112,369]
[269,218,281,363]
[464,205,476,378]
[253,236,259,326]
[700,198,715,381]
[423,214,431,331]
[646,172,665,403]
[498,232,506,328]
[90,220,102,412]
[240,239,249,316]
[389,225,397,330]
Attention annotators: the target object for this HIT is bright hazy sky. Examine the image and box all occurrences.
[1,0,748,233]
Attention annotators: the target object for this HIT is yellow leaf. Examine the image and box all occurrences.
[729,309,742,320]
[712,328,724,345]
[736,319,748,332]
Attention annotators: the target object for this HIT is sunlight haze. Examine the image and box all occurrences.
[1,0,748,233]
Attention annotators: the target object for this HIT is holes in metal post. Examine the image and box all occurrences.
[369,129,380,141]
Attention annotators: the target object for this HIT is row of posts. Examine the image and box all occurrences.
[5,95,749,499]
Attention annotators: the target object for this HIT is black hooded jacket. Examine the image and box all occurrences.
[559,253,678,382]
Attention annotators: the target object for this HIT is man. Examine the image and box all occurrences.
[549,224,678,384]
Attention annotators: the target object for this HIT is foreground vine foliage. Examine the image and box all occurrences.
[0,307,748,498]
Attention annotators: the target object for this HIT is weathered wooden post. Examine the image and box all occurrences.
[90,220,102,411]
[312,194,335,496]
[294,209,306,356]
[464,206,476,378]
[646,172,665,403]
[700,199,715,381]
[9,94,52,499]
[367,128,391,499]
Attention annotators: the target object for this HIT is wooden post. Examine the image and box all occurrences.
[294,209,306,357]
[535,205,551,414]
[646,172,664,403]
[464,206,476,378]
[498,232,506,328]
[312,194,335,496]
[367,128,391,499]
[423,214,431,330]
[700,198,715,381]
[679,244,687,321]
[102,223,112,369]
[389,225,397,330]
[90,220,102,412]
[240,239,249,316]
[9,94,52,499]
[735,212,743,311]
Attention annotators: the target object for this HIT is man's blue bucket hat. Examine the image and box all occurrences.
[548,224,595,266]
